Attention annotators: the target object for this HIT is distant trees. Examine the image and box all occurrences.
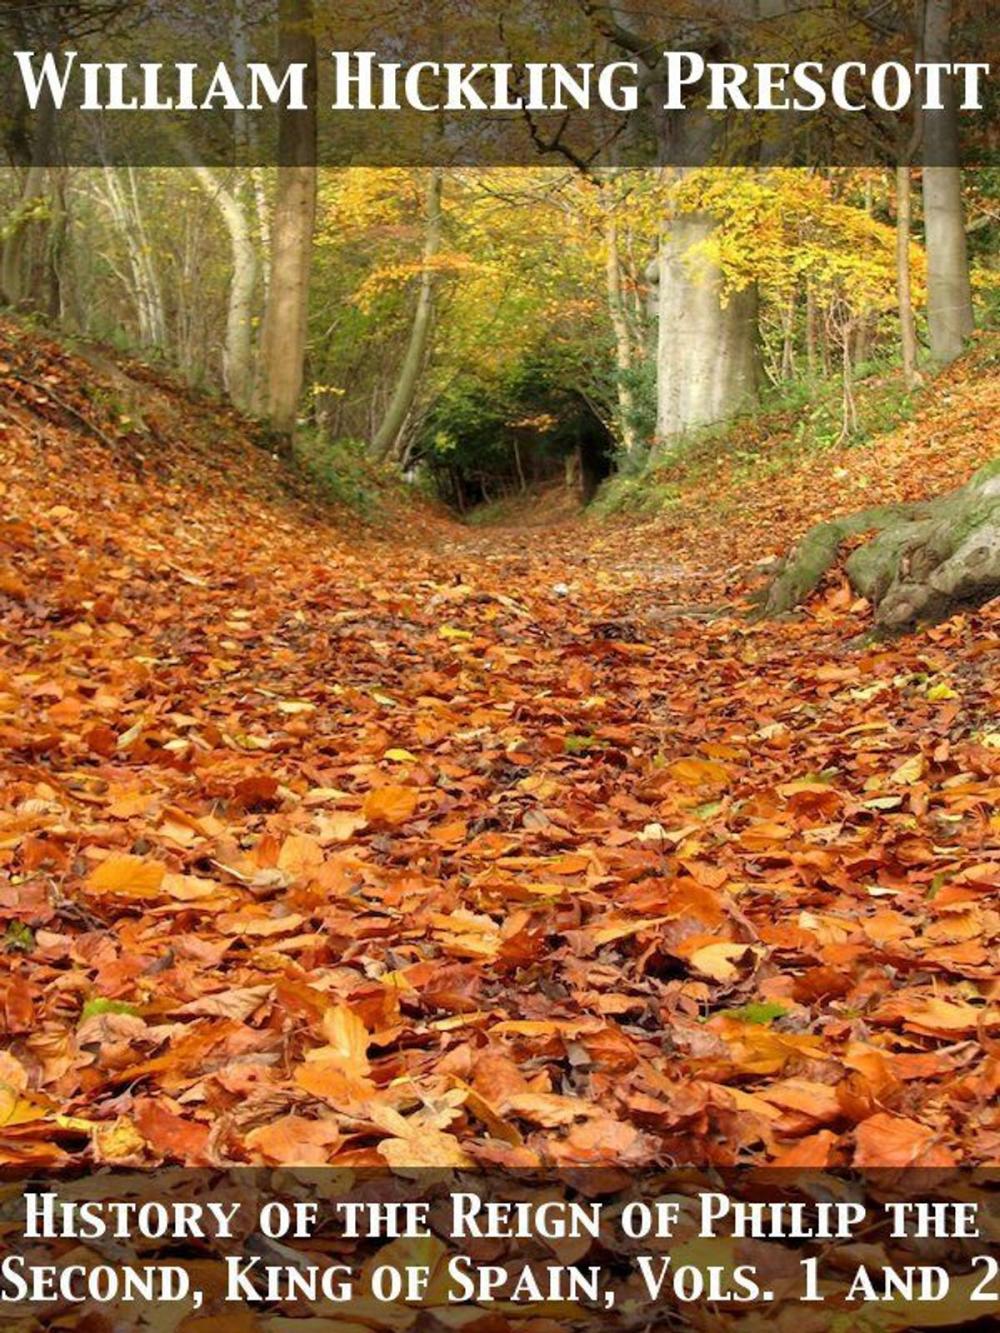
[0,0,136,313]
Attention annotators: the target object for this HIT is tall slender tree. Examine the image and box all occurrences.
[921,0,975,363]
[369,169,444,464]
[259,0,318,442]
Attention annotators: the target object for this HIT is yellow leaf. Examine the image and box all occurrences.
[384,748,418,762]
[0,1083,50,1127]
[306,1004,372,1078]
[926,682,957,701]
[689,942,758,983]
[92,1116,146,1163]
[891,754,925,785]
[86,853,165,898]
[591,916,667,945]
[668,757,731,788]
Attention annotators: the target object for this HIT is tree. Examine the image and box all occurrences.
[602,194,642,455]
[764,2,990,630]
[577,4,762,449]
[896,166,920,388]
[258,0,317,442]
[921,0,975,363]
[192,169,259,412]
[0,0,136,312]
[93,168,167,350]
[369,169,444,463]
[656,202,759,443]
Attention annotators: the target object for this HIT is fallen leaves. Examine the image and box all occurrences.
[853,1112,950,1168]
[363,784,419,826]
[0,320,998,1182]
[86,853,165,897]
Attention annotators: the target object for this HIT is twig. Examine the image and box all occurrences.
[3,369,122,453]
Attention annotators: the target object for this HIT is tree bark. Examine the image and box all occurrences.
[921,0,975,364]
[764,459,1000,630]
[656,211,759,445]
[259,0,317,443]
[192,167,259,411]
[604,206,639,455]
[895,167,920,388]
[96,168,167,349]
[369,168,444,463]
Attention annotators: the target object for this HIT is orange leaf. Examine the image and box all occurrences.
[854,1112,952,1167]
[668,757,730,788]
[277,833,324,877]
[86,853,165,898]
[363,784,419,826]
[246,1115,341,1165]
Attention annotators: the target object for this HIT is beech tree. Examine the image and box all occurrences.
[655,203,760,443]
[193,169,259,412]
[921,0,976,364]
[578,5,762,449]
[369,169,444,463]
[258,0,318,442]
[766,4,994,628]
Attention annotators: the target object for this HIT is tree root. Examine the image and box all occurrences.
[763,460,1000,629]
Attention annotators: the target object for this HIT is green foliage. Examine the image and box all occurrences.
[293,433,380,513]
[3,921,35,954]
[563,733,602,754]
[613,357,658,465]
[418,341,616,506]
[79,997,141,1022]
[719,1001,790,1026]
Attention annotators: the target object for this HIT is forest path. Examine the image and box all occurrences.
[1,322,998,1172]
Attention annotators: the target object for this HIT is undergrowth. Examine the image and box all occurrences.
[592,360,928,519]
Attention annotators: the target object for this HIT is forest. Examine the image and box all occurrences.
[0,0,999,1328]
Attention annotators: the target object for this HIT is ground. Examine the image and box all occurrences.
[1,319,998,1177]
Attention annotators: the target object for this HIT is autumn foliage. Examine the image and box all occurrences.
[1,319,998,1176]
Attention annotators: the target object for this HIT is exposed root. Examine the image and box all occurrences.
[764,460,1000,629]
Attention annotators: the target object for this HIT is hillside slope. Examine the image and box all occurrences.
[623,340,1000,594]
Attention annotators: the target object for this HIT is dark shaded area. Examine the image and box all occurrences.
[575,395,615,502]
[418,373,616,514]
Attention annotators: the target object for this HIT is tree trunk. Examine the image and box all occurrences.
[1,166,47,308]
[656,212,759,446]
[922,0,975,364]
[0,72,57,310]
[604,207,639,455]
[259,0,317,443]
[764,459,1000,630]
[193,167,259,411]
[369,168,444,463]
[96,168,167,349]
[805,283,818,377]
[895,167,919,389]
[780,289,796,381]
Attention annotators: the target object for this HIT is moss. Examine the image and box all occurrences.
[764,504,918,615]
[768,462,1000,630]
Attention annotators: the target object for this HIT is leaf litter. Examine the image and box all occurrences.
[0,320,998,1183]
